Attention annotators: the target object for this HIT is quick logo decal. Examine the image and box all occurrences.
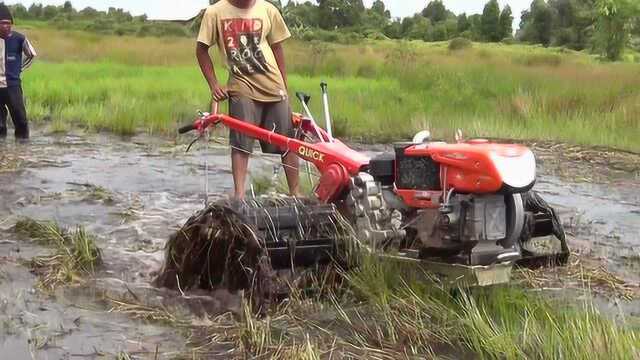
[298,146,325,162]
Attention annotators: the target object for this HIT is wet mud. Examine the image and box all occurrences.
[1,134,639,358]
[0,134,278,358]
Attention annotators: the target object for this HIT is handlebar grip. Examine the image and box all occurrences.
[178,124,197,134]
[296,91,311,105]
[320,81,328,93]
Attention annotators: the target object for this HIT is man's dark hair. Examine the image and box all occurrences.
[0,3,13,23]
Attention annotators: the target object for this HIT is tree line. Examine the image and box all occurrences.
[9,0,640,61]
[7,1,191,37]
[276,0,638,60]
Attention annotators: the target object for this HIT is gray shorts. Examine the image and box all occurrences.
[229,96,293,155]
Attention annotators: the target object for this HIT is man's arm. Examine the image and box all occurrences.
[196,42,227,102]
[22,38,36,71]
[271,42,287,90]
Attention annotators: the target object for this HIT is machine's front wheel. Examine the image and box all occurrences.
[500,193,525,249]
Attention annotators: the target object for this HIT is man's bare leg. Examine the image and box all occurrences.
[231,149,250,199]
[283,152,300,197]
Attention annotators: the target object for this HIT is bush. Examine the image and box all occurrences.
[364,31,388,41]
[298,28,365,44]
[501,37,516,45]
[553,28,577,48]
[114,24,138,36]
[137,23,187,37]
[300,29,339,43]
[336,31,364,45]
[448,37,473,51]
[84,18,116,34]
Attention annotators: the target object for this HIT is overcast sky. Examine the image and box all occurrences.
[4,1,531,26]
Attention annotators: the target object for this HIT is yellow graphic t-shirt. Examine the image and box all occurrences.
[197,0,291,102]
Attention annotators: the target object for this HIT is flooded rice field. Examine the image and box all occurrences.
[1,134,639,358]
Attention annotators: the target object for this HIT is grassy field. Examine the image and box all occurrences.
[19,27,640,151]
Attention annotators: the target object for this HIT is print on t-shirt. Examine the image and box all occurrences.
[222,18,268,76]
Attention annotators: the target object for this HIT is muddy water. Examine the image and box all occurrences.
[1,135,639,358]
[0,134,279,358]
[537,175,640,280]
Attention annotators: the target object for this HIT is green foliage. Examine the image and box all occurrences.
[317,0,365,30]
[518,0,600,51]
[422,1,449,23]
[28,0,626,52]
[594,0,640,61]
[407,15,432,41]
[520,0,555,46]
[360,0,391,33]
[449,37,473,51]
[9,2,168,37]
[481,0,502,42]
[299,28,364,44]
[370,0,390,19]
[283,2,319,30]
[457,13,471,34]
[499,5,514,40]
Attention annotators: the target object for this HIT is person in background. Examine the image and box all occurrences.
[0,4,36,140]
[196,0,300,200]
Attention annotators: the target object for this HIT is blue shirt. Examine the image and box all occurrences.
[0,31,36,88]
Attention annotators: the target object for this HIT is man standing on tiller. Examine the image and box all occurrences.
[0,4,36,140]
[196,0,299,199]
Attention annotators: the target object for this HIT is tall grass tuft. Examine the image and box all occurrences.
[343,255,640,359]
[15,218,102,289]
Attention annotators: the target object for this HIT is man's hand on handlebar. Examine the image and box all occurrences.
[211,83,228,102]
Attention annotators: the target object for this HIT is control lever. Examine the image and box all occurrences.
[202,102,218,207]
[296,91,316,122]
[296,91,311,106]
[320,81,334,142]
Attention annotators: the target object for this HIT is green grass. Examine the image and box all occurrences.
[343,256,640,359]
[18,27,640,151]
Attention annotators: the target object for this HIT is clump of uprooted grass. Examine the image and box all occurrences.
[14,218,102,290]
[153,201,275,314]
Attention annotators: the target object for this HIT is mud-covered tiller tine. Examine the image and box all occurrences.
[516,191,570,269]
[232,201,344,270]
